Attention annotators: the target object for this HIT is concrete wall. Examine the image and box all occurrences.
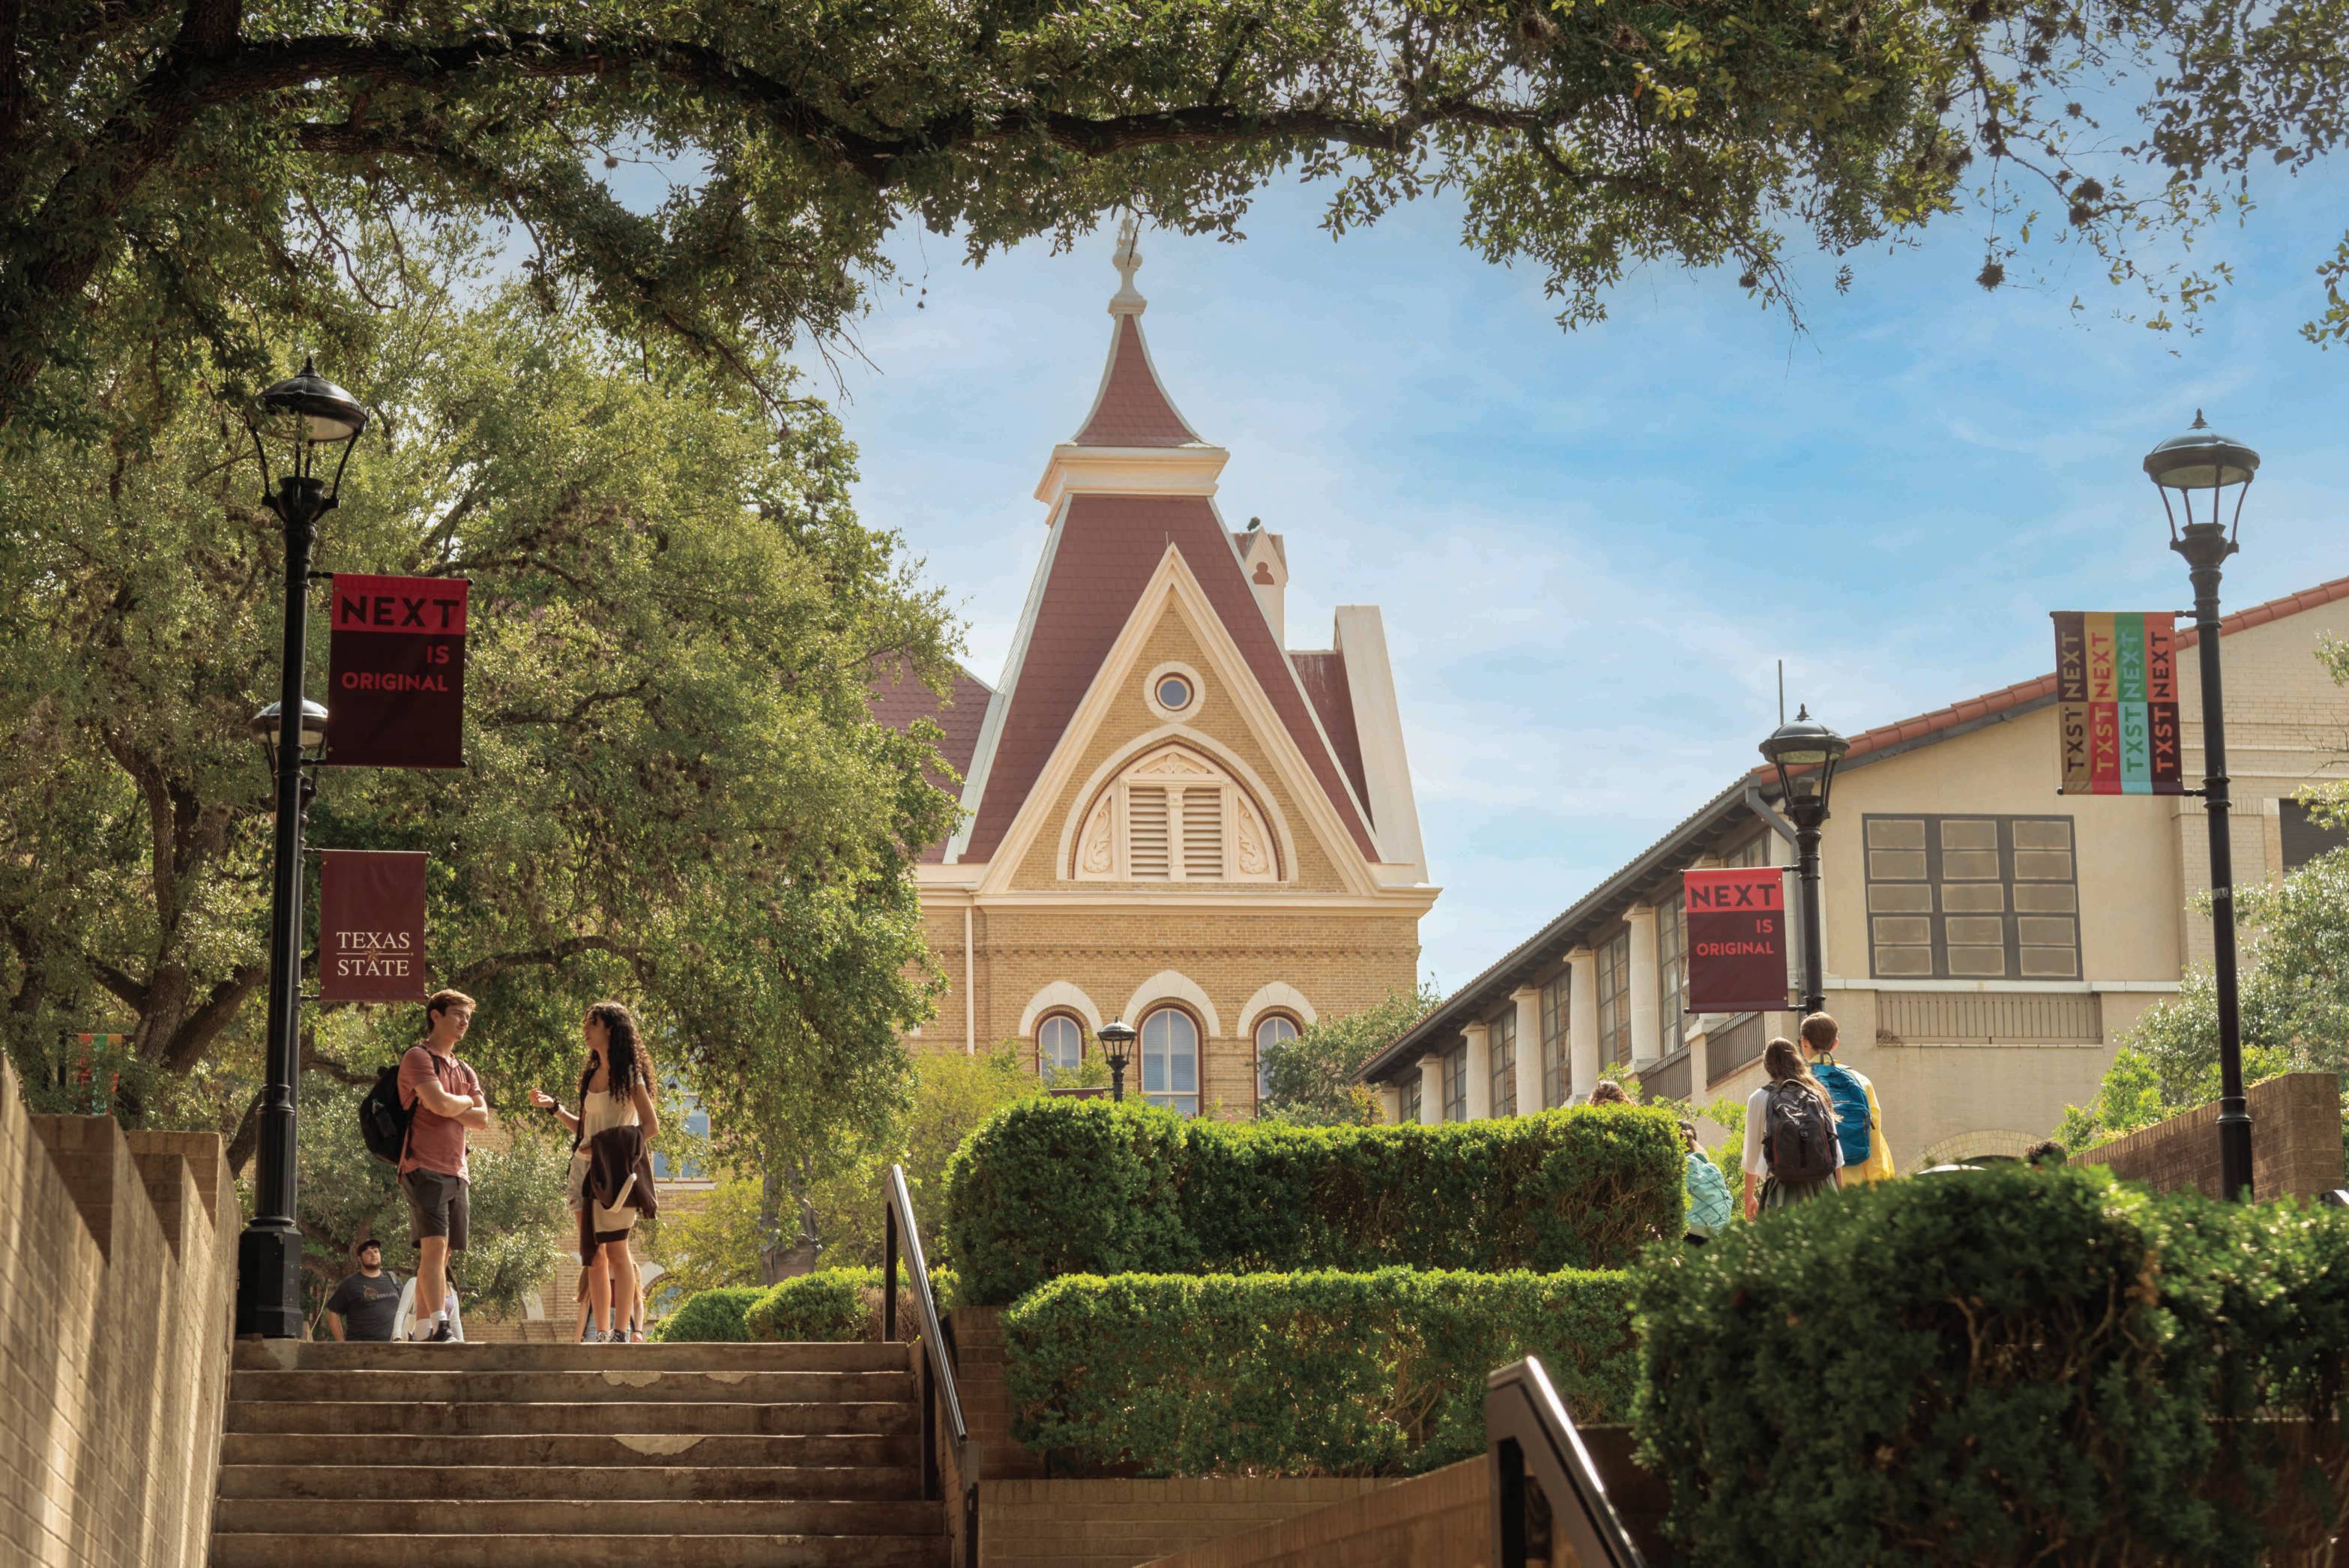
[1142,1460,1489,1568]
[983,1477,1387,1568]
[0,1058,238,1567]
[2075,1071,2345,1200]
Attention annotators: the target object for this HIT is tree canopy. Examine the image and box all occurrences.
[4,0,2346,436]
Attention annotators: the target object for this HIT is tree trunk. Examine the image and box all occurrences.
[758,1162,820,1284]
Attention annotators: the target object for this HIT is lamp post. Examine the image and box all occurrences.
[1096,1019,1138,1103]
[2144,410,2261,1202]
[1758,708,1850,1017]
[235,359,369,1338]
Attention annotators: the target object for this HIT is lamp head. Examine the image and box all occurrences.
[1758,705,1848,812]
[2144,410,2258,547]
[256,357,368,447]
[1095,1019,1139,1070]
[250,699,328,771]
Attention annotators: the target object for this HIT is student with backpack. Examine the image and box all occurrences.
[389,989,486,1341]
[1741,1037,1842,1219]
[1800,1013,1894,1186]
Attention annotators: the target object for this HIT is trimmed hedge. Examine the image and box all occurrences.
[743,1267,962,1343]
[946,1097,1681,1303]
[650,1285,765,1342]
[1631,1166,2349,1568]
[1004,1267,1635,1477]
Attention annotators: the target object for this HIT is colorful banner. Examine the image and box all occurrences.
[2051,612,2184,795]
[325,573,468,769]
[1683,867,1788,1015]
[64,1032,129,1115]
[318,850,429,1002]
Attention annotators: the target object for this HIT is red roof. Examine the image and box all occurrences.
[1782,571,2349,775]
[962,495,1378,863]
[869,659,994,863]
[1291,651,1371,824]
[1073,316,1198,448]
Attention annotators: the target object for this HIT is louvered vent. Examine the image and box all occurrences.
[1181,788,1224,878]
[1128,787,1171,878]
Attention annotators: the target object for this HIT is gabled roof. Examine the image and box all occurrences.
[1073,316,1200,448]
[1291,650,1371,821]
[869,659,995,864]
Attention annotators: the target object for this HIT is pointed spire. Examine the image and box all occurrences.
[1110,213,1147,317]
[1066,214,1201,449]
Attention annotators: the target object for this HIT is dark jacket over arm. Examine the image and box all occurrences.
[578,1124,659,1265]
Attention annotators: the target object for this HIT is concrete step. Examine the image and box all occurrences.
[225,1400,917,1437]
[218,1431,918,1469]
[229,1369,914,1405]
[212,1498,942,1537]
[215,1464,922,1501]
[234,1340,907,1374]
[209,1533,949,1567]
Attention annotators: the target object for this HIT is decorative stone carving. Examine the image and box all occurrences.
[1234,794,1272,877]
[1078,795,1115,876]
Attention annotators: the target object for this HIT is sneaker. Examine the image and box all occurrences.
[606,1328,627,1344]
[429,1319,456,1343]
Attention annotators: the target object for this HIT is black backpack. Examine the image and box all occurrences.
[358,1059,415,1166]
[1764,1079,1838,1183]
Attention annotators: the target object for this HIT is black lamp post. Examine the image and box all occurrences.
[1758,708,1851,1017]
[2144,410,2261,1202]
[1096,1019,1138,1103]
[235,359,369,1338]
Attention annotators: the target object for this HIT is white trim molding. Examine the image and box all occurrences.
[1124,970,1224,1038]
[1237,982,1318,1040]
[1019,981,1106,1040]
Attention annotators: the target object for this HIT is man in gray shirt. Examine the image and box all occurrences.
[324,1239,402,1342]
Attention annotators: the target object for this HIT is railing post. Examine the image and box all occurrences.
[921,1345,941,1501]
[883,1197,899,1342]
[1492,1435,1529,1566]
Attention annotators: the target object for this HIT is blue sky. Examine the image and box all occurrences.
[775,165,2347,992]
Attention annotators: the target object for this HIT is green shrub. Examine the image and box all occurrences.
[946,1097,1681,1303]
[743,1266,961,1342]
[650,1285,765,1342]
[1004,1267,1635,1477]
[1630,1166,2349,1568]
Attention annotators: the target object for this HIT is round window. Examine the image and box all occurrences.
[1155,674,1193,711]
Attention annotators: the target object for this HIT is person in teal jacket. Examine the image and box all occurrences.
[1681,1120,1734,1241]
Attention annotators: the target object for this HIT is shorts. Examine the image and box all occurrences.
[402,1168,471,1251]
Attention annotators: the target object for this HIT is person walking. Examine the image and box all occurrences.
[1800,1013,1894,1186]
[1588,1079,1632,1106]
[399,989,486,1342]
[1742,1037,1842,1218]
[1681,1121,1734,1243]
[323,1238,402,1342]
[531,1001,659,1344]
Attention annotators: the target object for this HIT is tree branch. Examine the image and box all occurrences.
[450,935,631,991]
[161,960,268,1075]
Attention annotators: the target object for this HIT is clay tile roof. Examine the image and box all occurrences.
[869,659,995,863]
[1291,651,1371,823]
[1073,316,1199,448]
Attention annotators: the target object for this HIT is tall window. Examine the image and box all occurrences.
[1489,1011,1517,1116]
[1656,893,1688,1054]
[1253,1013,1299,1103]
[1595,929,1632,1067]
[1142,1007,1200,1116]
[1073,744,1279,882]
[1725,833,1774,868]
[1441,1043,1467,1122]
[1540,973,1569,1109]
[1399,1073,1423,1126]
[651,1090,710,1181]
[1864,815,2081,980]
[1038,1013,1083,1084]
[2283,799,2348,872]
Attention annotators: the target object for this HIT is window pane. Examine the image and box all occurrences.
[1442,1045,1466,1121]
[1039,1014,1082,1082]
[1143,1009,1198,1112]
[1399,1074,1422,1124]
[1656,893,1688,1054]
[1862,814,2081,980]
[1255,1015,1297,1100]
[1596,931,1631,1067]
[1540,974,1569,1109]
[1490,1010,1517,1116]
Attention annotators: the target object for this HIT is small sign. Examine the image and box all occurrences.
[325,574,468,769]
[318,851,429,1001]
[2051,612,2183,794]
[1683,867,1788,1016]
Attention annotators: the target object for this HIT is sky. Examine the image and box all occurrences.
[739,160,2348,992]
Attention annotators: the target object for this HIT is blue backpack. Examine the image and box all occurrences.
[1811,1057,1873,1169]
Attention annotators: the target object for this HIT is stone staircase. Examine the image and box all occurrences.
[211,1339,949,1567]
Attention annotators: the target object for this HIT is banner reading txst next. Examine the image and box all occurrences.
[325,573,468,769]
[1683,866,1788,1016]
[318,851,429,1002]
[2051,612,2183,796]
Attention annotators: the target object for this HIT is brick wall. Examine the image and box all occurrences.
[1,1058,238,1567]
[1141,1461,1487,1568]
[983,1477,1387,1568]
[2075,1071,2345,1199]
[951,1306,1043,1481]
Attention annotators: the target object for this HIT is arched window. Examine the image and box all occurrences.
[1037,1013,1084,1084]
[1141,1007,1199,1117]
[1253,1013,1300,1102]
[1073,744,1279,883]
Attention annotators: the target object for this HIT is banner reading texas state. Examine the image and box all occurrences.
[318,851,429,1002]
[1683,867,1788,1016]
[2051,612,2183,796]
[325,574,468,769]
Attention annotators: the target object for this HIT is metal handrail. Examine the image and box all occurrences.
[1487,1356,1647,1567]
[883,1163,976,1564]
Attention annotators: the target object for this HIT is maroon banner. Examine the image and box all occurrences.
[325,573,468,769]
[318,851,429,1002]
[1683,867,1788,1015]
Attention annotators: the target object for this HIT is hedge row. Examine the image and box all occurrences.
[648,1285,764,1342]
[1632,1166,2349,1568]
[1004,1267,1635,1477]
[742,1267,962,1343]
[945,1097,1682,1303]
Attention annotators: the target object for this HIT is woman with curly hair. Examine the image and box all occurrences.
[532,1001,660,1342]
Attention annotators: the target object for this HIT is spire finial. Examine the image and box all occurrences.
[2191,408,2208,429]
[1109,214,1146,317]
[1795,703,1811,722]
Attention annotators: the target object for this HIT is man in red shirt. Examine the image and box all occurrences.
[399,989,487,1342]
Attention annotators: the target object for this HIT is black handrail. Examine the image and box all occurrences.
[883,1163,976,1564]
[1487,1356,1647,1568]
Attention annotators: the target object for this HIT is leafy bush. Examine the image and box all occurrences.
[743,1266,961,1342]
[1631,1166,2349,1567]
[1004,1267,1634,1477]
[650,1285,766,1342]
[946,1097,1681,1303]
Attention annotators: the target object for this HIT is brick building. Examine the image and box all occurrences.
[876,224,1439,1115]
[1358,573,2349,1171]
